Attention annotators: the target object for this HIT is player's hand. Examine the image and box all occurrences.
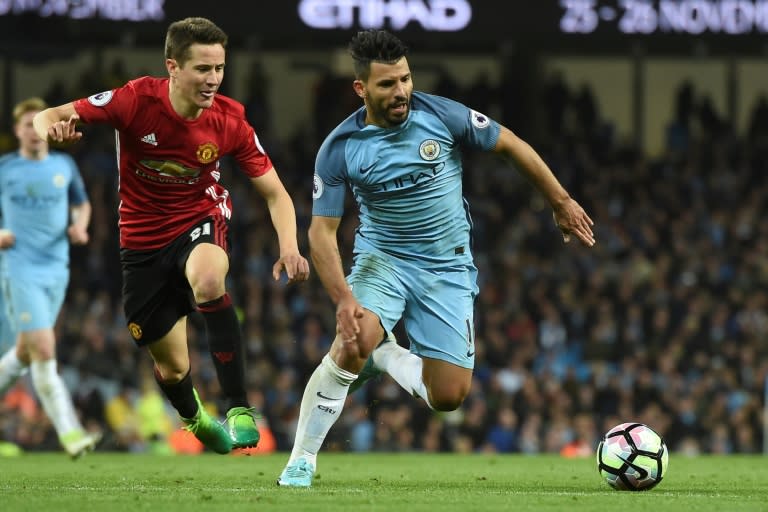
[0,229,15,249]
[47,114,82,145]
[336,294,364,343]
[272,252,310,284]
[68,225,89,245]
[553,198,595,247]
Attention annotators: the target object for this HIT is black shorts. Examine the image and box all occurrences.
[120,216,231,346]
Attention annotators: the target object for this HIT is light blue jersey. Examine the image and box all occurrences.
[0,151,88,332]
[0,151,87,279]
[312,92,501,368]
[313,91,500,268]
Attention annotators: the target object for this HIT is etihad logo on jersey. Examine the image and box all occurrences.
[372,161,445,192]
[197,142,219,164]
[9,183,65,208]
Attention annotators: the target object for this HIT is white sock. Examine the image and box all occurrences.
[0,349,27,395]
[30,359,82,437]
[288,354,357,466]
[373,339,434,410]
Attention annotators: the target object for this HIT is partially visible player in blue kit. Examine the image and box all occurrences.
[278,30,595,486]
[0,97,99,458]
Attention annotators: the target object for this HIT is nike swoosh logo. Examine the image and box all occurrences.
[617,455,649,479]
[316,391,343,401]
[359,163,376,174]
[465,319,475,358]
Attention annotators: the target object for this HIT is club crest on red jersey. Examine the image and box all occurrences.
[197,142,219,164]
[128,322,143,340]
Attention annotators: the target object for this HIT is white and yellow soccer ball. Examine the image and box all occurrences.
[597,422,669,491]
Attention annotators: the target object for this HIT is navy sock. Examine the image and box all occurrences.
[198,293,249,410]
[154,367,197,419]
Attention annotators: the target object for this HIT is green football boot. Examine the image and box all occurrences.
[181,389,232,454]
[225,406,261,449]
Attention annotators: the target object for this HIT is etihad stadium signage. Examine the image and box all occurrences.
[1,0,766,53]
[298,0,472,31]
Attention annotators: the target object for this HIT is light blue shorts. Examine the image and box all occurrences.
[348,251,478,369]
[1,275,68,333]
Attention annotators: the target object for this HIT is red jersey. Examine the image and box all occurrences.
[73,76,273,249]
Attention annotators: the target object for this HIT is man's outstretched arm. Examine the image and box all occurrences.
[33,103,81,144]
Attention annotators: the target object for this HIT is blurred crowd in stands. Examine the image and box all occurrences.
[1,57,767,457]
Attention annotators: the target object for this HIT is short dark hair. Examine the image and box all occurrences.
[164,17,228,66]
[348,30,409,80]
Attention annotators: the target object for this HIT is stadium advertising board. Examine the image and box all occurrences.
[0,0,765,53]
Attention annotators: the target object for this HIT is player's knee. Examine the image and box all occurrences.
[428,386,469,412]
[332,337,363,360]
[429,394,465,412]
[330,334,380,373]
[154,364,188,384]
[27,344,55,361]
[189,271,225,303]
[21,334,55,361]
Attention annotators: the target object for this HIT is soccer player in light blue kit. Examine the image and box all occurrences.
[0,97,99,458]
[278,30,595,486]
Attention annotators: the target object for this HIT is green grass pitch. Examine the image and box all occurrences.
[0,453,766,511]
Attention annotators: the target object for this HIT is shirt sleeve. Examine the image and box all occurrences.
[232,120,273,178]
[312,135,348,218]
[416,93,500,151]
[72,84,137,130]
[65,155,89,206]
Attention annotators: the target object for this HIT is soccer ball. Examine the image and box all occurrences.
[596,422,668,491]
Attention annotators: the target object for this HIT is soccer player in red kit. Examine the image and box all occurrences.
[33,17,310,454]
